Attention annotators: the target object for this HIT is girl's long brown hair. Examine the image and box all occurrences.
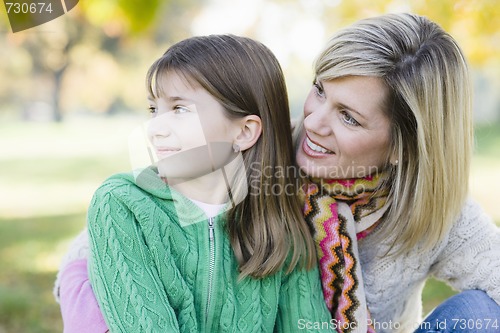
[147,35,316,278]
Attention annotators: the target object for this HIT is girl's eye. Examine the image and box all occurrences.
[313,81,325,98]
[341,111,360,126]
[148,106,157,114]
[173,106,190,114]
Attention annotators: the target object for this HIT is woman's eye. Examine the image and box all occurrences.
[173,106,190,114]
[313,81,325,98]
[148,106,157,114]
[341,111,360,126]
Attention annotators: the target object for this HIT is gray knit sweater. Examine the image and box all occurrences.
[358,198,500,332]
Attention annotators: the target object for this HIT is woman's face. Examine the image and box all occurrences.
[296,75,392,179]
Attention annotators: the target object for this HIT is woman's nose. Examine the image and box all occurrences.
[303,103,332,137]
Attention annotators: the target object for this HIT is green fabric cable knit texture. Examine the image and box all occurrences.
[87,168,334,333]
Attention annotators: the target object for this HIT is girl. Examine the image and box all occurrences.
[56,35,334,332]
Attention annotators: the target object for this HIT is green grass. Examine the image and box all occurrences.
[0,117,499,331]
[0,213,86,333]
[421,279,457,315]
[0,117,133,332]
[0,157,125,184]
[474,122,500,157]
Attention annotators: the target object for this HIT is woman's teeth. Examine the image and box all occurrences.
[306,137,332,154]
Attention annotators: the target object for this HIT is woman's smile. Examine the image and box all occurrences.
[302,135,334,157]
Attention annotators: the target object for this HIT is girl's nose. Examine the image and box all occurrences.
[147,113,171,141]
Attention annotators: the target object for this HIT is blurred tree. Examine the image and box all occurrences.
[319,0,500,67]
[316,0,500,122]
[0,0,198,121]
[1,0,498,121]
[413,0,500,65]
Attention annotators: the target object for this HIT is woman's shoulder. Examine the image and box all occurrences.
[434,197,499,257]
[452,197,495,231]
[362,198,495,258]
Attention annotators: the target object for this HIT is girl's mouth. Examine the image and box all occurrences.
[154,147,181,159]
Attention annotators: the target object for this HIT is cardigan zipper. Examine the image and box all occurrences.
[206,217,215,323]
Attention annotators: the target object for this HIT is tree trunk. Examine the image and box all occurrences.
[52,63,67,122]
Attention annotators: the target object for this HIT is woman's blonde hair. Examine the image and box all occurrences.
[315,13,473,252]
[147,35,316,278]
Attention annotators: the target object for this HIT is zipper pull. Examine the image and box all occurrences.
[208,217,214,240]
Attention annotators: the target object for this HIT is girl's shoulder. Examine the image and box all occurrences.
[93,167,171,201]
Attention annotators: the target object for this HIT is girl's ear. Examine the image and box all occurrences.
[234,115,262,152]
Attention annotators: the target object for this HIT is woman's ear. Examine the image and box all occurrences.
[234,115,262,152]
[389,147,400,167]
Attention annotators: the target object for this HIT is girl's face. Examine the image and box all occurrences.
[147,71,241,179]
[296,76,392,179]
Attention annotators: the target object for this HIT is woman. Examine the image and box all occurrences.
[55,35,333,332]
[296,13,500,333]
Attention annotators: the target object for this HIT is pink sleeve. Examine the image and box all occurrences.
[59,259,109,333]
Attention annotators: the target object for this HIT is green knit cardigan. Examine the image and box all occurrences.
[87,168,334,332]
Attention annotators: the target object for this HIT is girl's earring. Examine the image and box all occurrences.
[232,143,240,153]
[391,159,399,166]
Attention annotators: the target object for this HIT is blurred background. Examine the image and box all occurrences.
[0,0,499,331]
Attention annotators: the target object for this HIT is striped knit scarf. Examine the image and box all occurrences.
[303,172,390,333]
